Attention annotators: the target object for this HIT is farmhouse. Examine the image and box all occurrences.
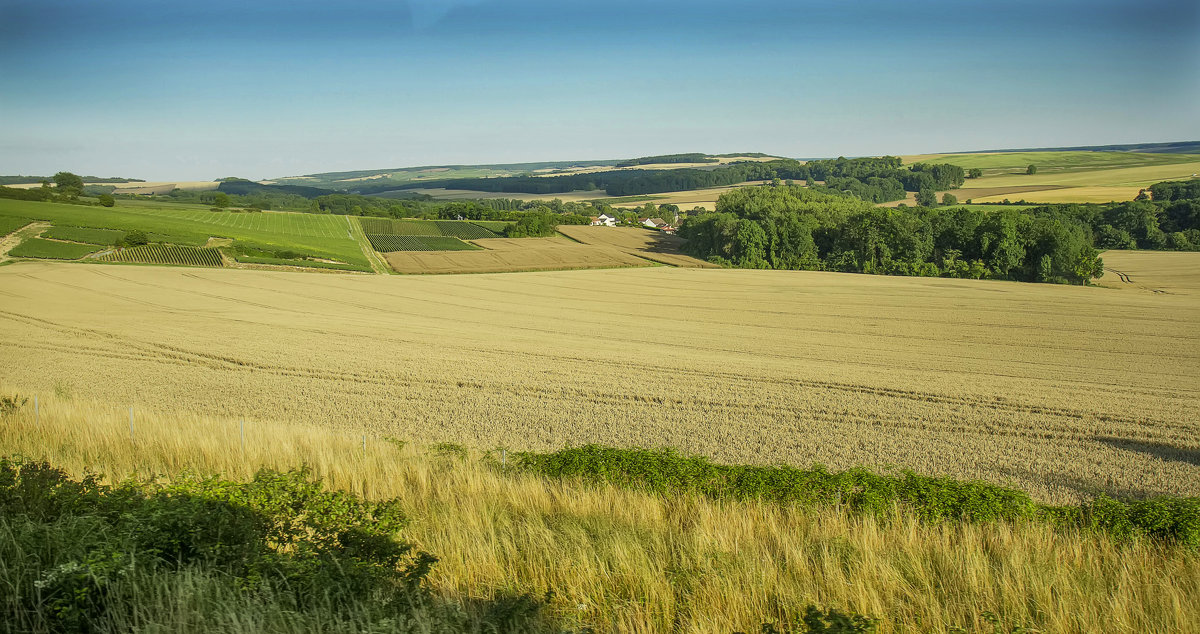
[592,213,619,226]
[642,217,669,229]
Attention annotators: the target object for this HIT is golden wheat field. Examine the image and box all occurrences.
[3,399,1197,634]
[555,225,719,267]
[383,236,652,273]
[1,255,1197,504]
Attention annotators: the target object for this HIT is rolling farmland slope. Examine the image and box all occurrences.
[0,259,1196,504]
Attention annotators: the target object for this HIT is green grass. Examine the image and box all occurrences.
[432,220,499,239]
[42,226,125,245]
[0,216,32,235]
[9,238,100,260]
[99,245,224,267]
[0,199,369,267]
[364,235,480,252]
[358,218,443,236]
[517,445,1200,547]
[235,256,371,272]
[469,220,513,232]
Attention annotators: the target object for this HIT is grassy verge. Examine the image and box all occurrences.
[235,255,372,272]
[0,390,1196,633]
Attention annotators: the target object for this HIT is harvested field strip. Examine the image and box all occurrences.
[8,238,99,260]
[99,245,224,267]
[365,234,479,252]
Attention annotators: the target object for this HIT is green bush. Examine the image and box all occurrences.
[514,445,1200,546]
[0,457,573,632]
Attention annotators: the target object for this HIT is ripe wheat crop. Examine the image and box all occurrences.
[0,255,1197,504]
[1,393,1196,633]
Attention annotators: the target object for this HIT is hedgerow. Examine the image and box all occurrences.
[513,445,1200,547]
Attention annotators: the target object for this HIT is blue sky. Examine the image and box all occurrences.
[1,0,1197,180]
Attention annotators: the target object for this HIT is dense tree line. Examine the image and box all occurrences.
[374,157,964,199]
[678,185,1103,284]
[615,153,719,167]
[1150,179,1200,202]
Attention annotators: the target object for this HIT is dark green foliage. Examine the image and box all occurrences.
[916,188,937,207]
[968,168,983,179]
[0,185,55,202]
[679,186,1105,283]
[121,229,148,247]
[504,213,562,238]
[1149,178,1200,202]
[615,153,719,167]
[9,238,99,260]
[96,194,115,208]
[756,605,878,633]
[53,172,84,197]
[514,445,1200,546]
[381,156,962,199]
[0,395,27,415]
[1026,165,1037,175]
[0,458,558,632]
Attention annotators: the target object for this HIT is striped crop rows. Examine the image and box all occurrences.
[364,235,479,252]
[99,245,225,267]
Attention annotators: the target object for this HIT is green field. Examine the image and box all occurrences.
[234,255,371,271]
[9,238,100,260]
[0,199,369,267]
[358,217,500,239]
[364,234,480,252]
[469,220,513,232]
[99,245,224,267]
[0,216,32,235]
[42,225,126,245]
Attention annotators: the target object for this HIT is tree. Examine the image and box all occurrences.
[916,188,937,207]
[97,194,115,207]
[1026,164,1038,175]
[941,193,957,206]
[967,168,983,179]
[213,192,230,208]
[53,172,84,198]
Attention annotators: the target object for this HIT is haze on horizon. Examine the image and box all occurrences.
[1,0,1197,182]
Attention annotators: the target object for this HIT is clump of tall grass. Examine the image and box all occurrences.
[2,390,1197,633]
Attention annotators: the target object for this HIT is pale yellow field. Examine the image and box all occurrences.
[383,236,652,273]
[555,225,719,267]
[5,180,219,193]
[1,257,1197,504]
[3,397,1196,634]
[968,185,1146,204]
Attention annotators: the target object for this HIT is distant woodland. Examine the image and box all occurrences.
[678,179,1200,284]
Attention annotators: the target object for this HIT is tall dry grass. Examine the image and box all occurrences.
[1,389,1196,633]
